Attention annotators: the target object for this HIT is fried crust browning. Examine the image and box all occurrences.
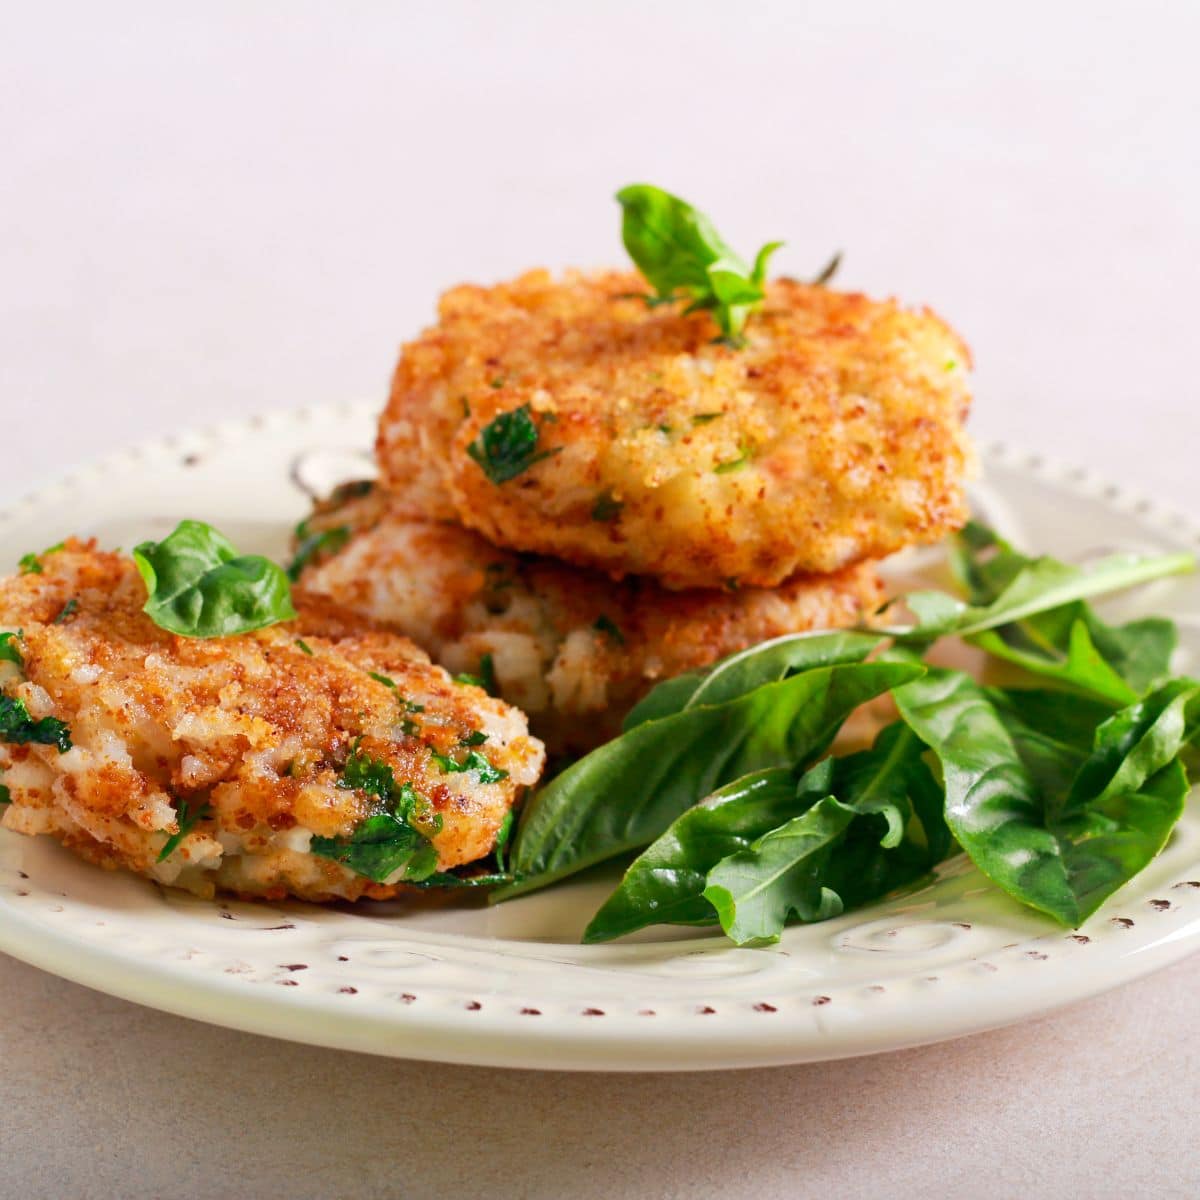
[377,269,974,589]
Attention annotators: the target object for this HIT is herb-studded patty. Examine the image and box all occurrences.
[376,269,975,590]
[0,540,544,901]
[295,486,886,755]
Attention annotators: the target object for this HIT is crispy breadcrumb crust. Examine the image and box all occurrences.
[298,487,885,754]
[377,269,974,589]
[0,540,543,901]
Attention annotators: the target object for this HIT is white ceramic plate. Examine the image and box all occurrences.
[1,403,1198,1072]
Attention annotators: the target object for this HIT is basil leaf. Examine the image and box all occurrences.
[582,767,800,942]
[156,797,213,863]
[894,668,1193,925]
[949,523,1179,701]
[467,405,558,484]
[0,694,71,752]
[0,631,23,669]
[890,537,1192,646]
[616,184,784,342]
[495,658,923,900]
[622,630,883,731]
[699,724,947,946]
[703,798,855,945]
[133,520,296,639]
[311,813,440,884]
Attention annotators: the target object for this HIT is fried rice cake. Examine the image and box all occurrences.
[0,540,544,900]
[376,269,974,590]
[295,485,886,755]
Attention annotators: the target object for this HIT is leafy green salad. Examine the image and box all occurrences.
[490,523,1197,945]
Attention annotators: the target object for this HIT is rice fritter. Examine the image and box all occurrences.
[296,486,886,754]
[377,269,974,590]
[0,540,544,900]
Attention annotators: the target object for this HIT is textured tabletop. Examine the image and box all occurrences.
[1,3,1198,1197]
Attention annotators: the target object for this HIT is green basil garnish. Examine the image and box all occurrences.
[133,520,296,639]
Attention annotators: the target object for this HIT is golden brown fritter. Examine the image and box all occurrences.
[377,269,974,589]
[0,540,543,901]
[297,486,885,754]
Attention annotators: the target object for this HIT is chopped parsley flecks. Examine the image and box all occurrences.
[454,652,496,695]
[287,521,350,581]
[0,631,23,669]
[591,492,624,522]
[467,406,560,485]
[52,598,79,624]
[489,376,506,389]
[295,638,314,656]
[0,783,9,805]
[593,614,625,645]
[714,447,752,474]
[369,671,396,689]
[337,741,396,805]
[460,730,489,747]
[0,695,72,752]
[156,798,214,863]
[692,412,722,426]
[18,542,65,576]
[431,748,508,785]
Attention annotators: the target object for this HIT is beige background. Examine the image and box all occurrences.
[2,3,1199,1197]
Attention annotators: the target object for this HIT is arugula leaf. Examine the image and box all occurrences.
[616,184,784,342]
[156,798,214,863]
[311,812,440,884]
[0,632,23,669]
[287,520,350,581]
[467,405,559,484]
[893,668,1194,925]
[0,695,71,752]
[133,520,297,639]
[495,657,922,900]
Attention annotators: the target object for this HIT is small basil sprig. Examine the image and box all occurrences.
[133,520,296,639]
[617,184,784,343]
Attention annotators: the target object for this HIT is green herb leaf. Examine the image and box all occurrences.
[0,631,23,669]
[0,783,10,805]
[467,405,558,484]
[453,653,496,694]
[616,184,783,341]
[493,809,515,874]
[430,748,508,785]
[287,521,350,581]
[947,524,1179,702]
[495,656,922,901]
[53,598,78,624]
[156,798,214,863]
[133,520,297,639]
[18,542,64,576]
[893,668,1194,925]
[591,492,624,522]
[294,638,313,656]
[337,742,397,804]
[702,724,948,945]
[593,614,624,645]
[0,694,72,752]
[888,537,1192,647]
[311,813,440,884]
